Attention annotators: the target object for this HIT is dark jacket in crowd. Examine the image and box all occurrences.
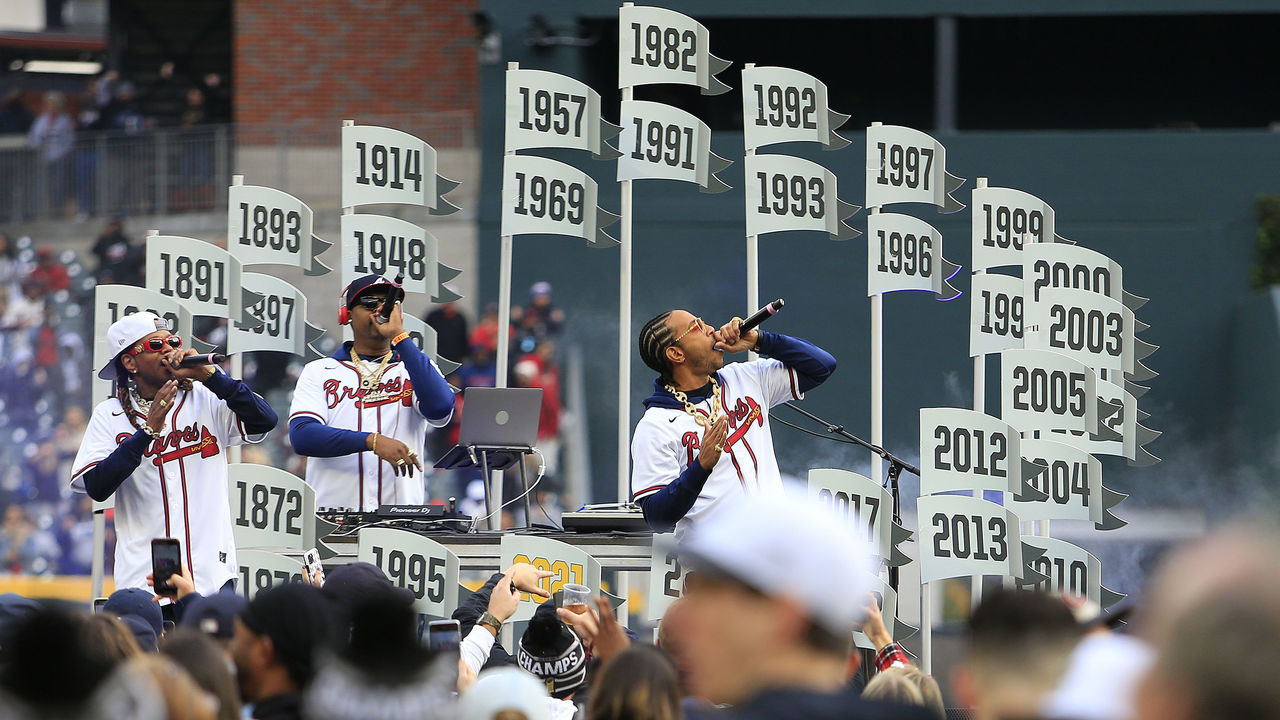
[452,572,516,669]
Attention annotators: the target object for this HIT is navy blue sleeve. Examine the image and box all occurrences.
[289,415,371,458]
[756,331,837,393]
[636,461,712,533]
[82,430,151,502]
[452,572,516,668]
[204,371,279,434]
[395,337,455,423]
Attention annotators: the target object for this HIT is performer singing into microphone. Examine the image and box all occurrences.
[288,274,455,510]
[70,312,278,594]
[631,308,836,536]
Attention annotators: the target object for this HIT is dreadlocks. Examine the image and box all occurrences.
[638,311,675,382]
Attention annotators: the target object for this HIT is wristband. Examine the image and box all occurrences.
[369,432,379,454]
[391,331,411,346]
[477,611,503,634]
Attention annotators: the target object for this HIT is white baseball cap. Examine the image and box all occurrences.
[677,492,873,636]
[457,667,550,720]
[97,311,170,380]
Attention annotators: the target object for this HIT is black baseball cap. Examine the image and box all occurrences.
[344,274,397,309]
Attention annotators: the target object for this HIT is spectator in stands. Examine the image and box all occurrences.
[24,439,62,501]
[103,82,152,214]
[468,302,512,367]
[91,215,143,286]
[0,90,32,135]
[672,493,929,720]
[231,583,338,720]
[0,505,58,575]
[201,73,231,123]
[586,644,683,720]
[27,92,75,216]
[27,247,69,294]
[425,301,470,365]
[515,281,565,347]
[512,343,564,517]
[460,342,498,389]
[953,588,1083,720]
[161,628,243,720]
[54,497,95,575]
[0,233,24,290]
[150,61,187,128]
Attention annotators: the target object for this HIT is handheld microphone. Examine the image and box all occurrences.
[177,353,228,368]
[739,298,785,334]
[376,274,406,325]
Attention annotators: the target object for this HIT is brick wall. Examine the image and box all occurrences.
[234,0,477,127]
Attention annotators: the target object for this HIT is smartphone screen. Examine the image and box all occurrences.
[427,619,461,652]
[92,597,108,613]
[428,619,461,688]
[151,538,182,596]
[302,548,323,582]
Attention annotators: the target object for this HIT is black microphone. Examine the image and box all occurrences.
[376,274,406,325]
[739,298,785,334]
[177,353,228,368]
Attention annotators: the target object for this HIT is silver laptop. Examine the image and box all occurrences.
[458,387,543,450]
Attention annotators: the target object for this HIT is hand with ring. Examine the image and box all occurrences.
[373,435,424,477]
[144,379,179,436]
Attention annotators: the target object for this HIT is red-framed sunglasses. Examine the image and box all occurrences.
[127,335,182,355]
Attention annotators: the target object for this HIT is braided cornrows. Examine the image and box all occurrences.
[638,311,675,382]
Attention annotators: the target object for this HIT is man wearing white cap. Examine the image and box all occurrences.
[675,493,932,720]
[70,311,278,595]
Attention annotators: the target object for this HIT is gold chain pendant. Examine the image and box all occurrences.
[665,377,722,428]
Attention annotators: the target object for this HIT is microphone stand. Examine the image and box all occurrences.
[781,401,919,592]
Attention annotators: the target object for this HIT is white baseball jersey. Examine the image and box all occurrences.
[289,353,450,510]
[631,358,802,540]
[70,384,266,595]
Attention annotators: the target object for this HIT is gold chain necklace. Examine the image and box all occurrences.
[664,376,722,428]
[350,348,394,391]
[128,386,152,415]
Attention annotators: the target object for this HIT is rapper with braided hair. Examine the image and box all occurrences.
[630,306,838,536]
[71,311,278,595]
[638,311,675,382]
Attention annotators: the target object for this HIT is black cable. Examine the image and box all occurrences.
[771,415,861,445]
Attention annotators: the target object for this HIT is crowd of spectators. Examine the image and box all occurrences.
[0,62,231,222]
[0,494,1272,719]
[427,281,570,527]
[0,228,99,576]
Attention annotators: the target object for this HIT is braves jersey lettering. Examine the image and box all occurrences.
[631,358,802,540]
[71,384,265,595]
[290,352,450,511]
[322,377,415,410]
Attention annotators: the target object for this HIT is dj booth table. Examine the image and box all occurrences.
[322,528,658,573]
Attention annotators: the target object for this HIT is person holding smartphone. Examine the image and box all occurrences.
[70,311,278,595]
